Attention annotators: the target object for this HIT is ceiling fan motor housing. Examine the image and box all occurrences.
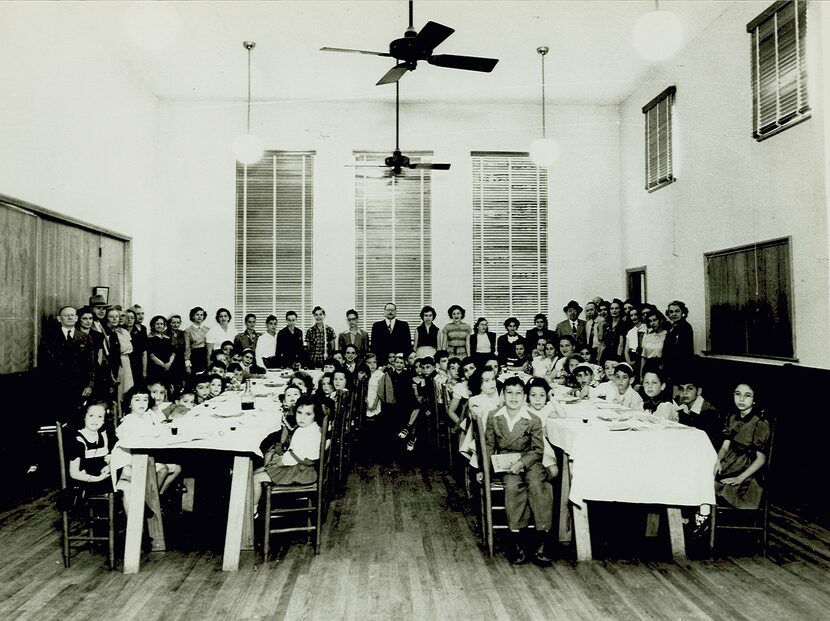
[390,37,424,68]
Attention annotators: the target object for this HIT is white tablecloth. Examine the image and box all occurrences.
[546,402,717,508]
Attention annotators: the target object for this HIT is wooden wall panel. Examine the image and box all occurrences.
[38,219,101,323]
[0,205,37,374]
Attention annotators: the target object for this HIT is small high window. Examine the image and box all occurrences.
[642,86,676,192]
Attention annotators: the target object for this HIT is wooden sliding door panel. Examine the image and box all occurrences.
[0,205,38,374]
[99,234,128,308]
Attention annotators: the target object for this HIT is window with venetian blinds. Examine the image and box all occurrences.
[354,151,432,326]
[471,152,548,329]
[642,86,675,192]
[235,151,314,331]
[748,0,809,141]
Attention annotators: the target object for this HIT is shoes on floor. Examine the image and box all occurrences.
[508,542,528,565]
[692,513,710,538]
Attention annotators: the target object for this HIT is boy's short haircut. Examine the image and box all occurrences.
[244,313,256,322]
[502,375,525,391]
[434,349,449,361]
[346,309,359,318]
[672,367,701,387]
[191,373,211,387]
[227,362,243,373]
[364,353,377,362]
[266,314,277,323]
[285,310,297,319]
[210,360,227,371]
[615,362,635,377]
[558,334,577,347]
[419,356,435,366]
[220,340,234,350]
[447,356,461,367]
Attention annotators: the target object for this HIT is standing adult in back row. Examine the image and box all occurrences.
[371,302,412,362]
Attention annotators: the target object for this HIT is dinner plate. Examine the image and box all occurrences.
[597,414,631,422]
[211,410,244,418]
[608,422,631,431]
[595,401,622,410]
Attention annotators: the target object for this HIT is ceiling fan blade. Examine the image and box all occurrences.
[349,162,386,167]
[376,65,409,85]
[411,163,451,170]
[320,46,392,57]
[427,54,499,73]
[414,21,455,52]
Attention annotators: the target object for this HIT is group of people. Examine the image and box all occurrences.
[45,294,769,564]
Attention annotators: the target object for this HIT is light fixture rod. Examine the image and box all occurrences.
[243,41,256,133]
[537,46,549,139]
[395,81,400,150]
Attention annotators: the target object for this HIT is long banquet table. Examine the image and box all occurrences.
[545,399,717,560]
[115,371,310,573]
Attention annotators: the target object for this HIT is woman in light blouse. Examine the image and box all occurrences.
[206,308,234,363]
[184,306,210,375]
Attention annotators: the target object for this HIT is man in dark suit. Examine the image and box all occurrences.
[39,306,95,422]
[370,302,412,364]
[554,300,587,348]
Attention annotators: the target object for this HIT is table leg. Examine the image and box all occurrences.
[557,454,573,544]
[242,463,255,550]
[645,511,660,537]
[145,457,166,551]
[572,501,593,561]
[667,507,686,559]
[124,453,148,574]
[181,476,196,513]
[223,455,252,571]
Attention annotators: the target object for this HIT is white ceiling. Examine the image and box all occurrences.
[70,0,732,105]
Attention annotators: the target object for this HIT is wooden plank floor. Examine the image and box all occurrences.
[2,453,829,621]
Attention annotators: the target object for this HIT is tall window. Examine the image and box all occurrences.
[472,152,548,328]
[354,152,432,324]
[235,151,314,331]
[748,0,810,141]
[643,86,675,192]
[705,238,793,359]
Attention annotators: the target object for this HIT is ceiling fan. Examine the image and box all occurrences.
[321,0,499,85]
[353,82,451,175]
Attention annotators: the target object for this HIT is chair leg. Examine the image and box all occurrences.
[108,494,116,570]
[262,485,271,561]
[709,507,717,553]
[61,510,71,568]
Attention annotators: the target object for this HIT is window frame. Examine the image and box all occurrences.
[747,0,810,142]
[353,151,432,326]
[471,151,549,329]
[642,85,676,193]
[704,237,795,361]
[234,150,314,332]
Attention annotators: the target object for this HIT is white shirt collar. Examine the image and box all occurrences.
[690,395,705,414]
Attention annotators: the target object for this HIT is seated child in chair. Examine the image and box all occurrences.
[67,402,113,496]
[485,376,554,566]
[253,396,323,507]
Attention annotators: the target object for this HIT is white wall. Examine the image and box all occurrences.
[0,2,159,309]
[153,99,622,332]
[618,1,830,368]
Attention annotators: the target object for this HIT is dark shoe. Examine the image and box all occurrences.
[532,531,554,566]
[508,542,528,565]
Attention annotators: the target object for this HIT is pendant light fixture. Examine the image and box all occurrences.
[632,0,684,62]
[529,46,560,168]
[233,41,264,166]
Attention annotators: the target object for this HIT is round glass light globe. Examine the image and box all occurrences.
[530,137,560,167]
[233,133,264,166]
[632,9,684,62]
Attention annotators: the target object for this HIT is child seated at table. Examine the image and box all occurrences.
[163,388,196,419]
[485,376,554,566]
[67,402,113,496]
[148,381,173,423]
[207,373,226,399]
[504,340,532,374]
[209,359,227,377]
[605,363,644,409]
[113,386,182,511]
[525,378,560,481]
[192,374,211,405]
[572,363,598,400]
[693,382,771,536]
[226,362,245,390]
[674,371,722,449]
[714,382,771,509]
[252,396,323,508]
[640,368,678,421]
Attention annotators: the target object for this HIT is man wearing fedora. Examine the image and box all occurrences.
[89,294,110,333]
[555,300,587,348]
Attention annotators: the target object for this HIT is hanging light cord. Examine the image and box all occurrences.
[246,45,252,133]
[540,51,546,138]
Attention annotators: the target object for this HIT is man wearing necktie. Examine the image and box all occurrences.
[554,300,588,349]
[39,305,95,423]
[370,302,412,364]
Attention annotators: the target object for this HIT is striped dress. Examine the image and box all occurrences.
[441,322,471,357]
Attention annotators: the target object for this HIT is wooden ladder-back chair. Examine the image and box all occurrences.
[263,414,333,558]
[710,418,775,556]
[55,421,117,569]
[333,391,353,490]
[472,413,508,557]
